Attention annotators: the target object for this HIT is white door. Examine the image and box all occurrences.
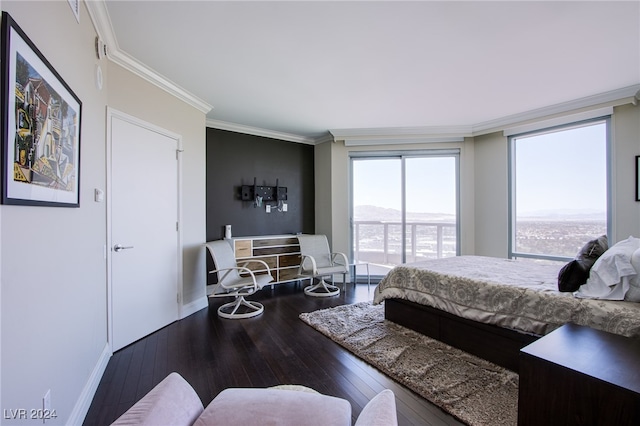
[109,111,180,351]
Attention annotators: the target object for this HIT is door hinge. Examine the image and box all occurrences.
[176,221,179,231]
[176,149,184,160]
[177,293,181,304]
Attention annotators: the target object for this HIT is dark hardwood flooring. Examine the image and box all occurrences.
[83,282,462,425]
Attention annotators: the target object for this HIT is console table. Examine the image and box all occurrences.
[518,323,640,425]
[231,235,301,284]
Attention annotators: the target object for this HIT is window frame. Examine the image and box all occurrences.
[349,149,461,273]
[508,117,611,262]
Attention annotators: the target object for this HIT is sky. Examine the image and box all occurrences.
[352,156,457,214]
[514,121,607,215]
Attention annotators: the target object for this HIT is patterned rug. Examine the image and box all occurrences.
[300,302,518,426]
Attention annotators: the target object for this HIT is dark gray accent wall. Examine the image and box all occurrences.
[206,128,315,241]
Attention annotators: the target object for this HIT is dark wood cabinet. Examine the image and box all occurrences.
[233,236,301,284]
[518,323,640,426]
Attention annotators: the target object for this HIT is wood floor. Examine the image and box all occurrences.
[83,282,463,426]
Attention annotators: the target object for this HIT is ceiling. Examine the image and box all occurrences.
[94,1,640,143]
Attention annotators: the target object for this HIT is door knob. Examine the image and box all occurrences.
[113,244,134,252]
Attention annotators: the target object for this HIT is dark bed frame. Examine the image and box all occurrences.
[385,298,541,372]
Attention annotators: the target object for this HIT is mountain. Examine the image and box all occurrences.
[353,205,456,222]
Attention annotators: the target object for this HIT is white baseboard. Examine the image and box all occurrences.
[64,298,206,424]
[67,342,111,426]
[181,296,208,319]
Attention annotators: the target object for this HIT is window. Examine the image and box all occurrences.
[509,119,609,261]
[351,150,459,277]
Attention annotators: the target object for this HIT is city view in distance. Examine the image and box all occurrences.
[514,209,606,259]
[353,205,606,267]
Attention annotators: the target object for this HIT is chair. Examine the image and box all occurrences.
[205,240,273,319]
[297,234,348,297]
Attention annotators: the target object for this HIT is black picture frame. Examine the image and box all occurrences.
[1,12,81,207]
[636,155,640,202]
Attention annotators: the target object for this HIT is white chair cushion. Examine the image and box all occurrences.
[355,389,398,426]
[298,235,333,268]
[194,388,351,426]
[316,265,348,275]
[110,372,203,426]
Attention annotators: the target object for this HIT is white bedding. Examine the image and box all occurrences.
[373,255,640,337]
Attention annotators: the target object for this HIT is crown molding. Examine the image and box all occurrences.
[86,1,212,114]
[502,106,614,137]
[206,119,318,145]
[109,49,212,114]
[342,136,466,146]
[314,133,335,145]
[471,84,640,136]
[329,85,640,145]
[330,125,472,146]
[85,0,117,54]
[330,125,473,139]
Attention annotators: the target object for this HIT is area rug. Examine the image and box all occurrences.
[299,302,518,426]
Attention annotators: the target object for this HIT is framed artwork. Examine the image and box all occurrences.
[1,12,82,207]
[636,155,640,202]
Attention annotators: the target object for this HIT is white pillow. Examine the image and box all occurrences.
[575,236,640,300]
[625,247,640,302]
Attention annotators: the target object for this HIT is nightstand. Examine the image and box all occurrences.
[518,323,640,425]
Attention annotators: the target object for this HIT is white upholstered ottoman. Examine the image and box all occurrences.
[195,387,351,426]
[110,372,398,426]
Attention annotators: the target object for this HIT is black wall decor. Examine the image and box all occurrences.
[241,177,287,206]
[206,128,315,241]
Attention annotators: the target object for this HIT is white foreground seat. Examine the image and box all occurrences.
[111,372,399,426]
[205,240,273,319]
[297,234,348,297]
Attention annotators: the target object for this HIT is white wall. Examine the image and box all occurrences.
[314,141,332,239]
[0,1,207,424]
[1,2,109,424]
[473,131,509,257]
[611,104,640,242]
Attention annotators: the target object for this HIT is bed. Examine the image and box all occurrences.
[373,255,640,371]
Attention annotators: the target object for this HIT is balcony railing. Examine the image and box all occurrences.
[353,220,457,268]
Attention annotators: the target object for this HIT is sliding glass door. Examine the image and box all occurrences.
[352,158,403,267]
[405,156,458,262]
[351,151,459,278]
